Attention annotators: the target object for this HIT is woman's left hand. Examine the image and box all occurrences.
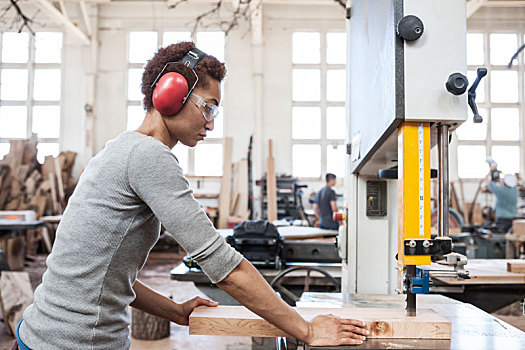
[174,296,218,325]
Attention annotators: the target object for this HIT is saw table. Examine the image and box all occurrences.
[297,293,525,350]
[423,259,525,313]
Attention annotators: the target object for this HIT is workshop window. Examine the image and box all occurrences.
[127,30,225,176]
[0,31,63,163]
[456,31,523,179]
[291,31,346,178]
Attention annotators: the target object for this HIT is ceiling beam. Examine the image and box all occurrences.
[33,0,91,45]
[79,1,93,36]
[467,0,487,18]
[484,0,525,6]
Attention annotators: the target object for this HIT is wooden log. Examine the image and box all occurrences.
[189,306,451,339]
[0,271,33,336]
[507,261,525,273]
[130,307,170,340]
[217,137,233,229]
[266,140,278,223]
[6,237,26,271]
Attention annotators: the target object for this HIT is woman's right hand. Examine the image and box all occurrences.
[305,314,369,346]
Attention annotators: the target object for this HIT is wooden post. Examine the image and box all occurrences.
[218,137,233,229]
[266,140,277,223]
[130,307,170,340]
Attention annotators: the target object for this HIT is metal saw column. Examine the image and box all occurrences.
[397,121,431,315]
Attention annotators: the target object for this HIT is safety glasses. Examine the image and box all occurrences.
[188,93,220,122]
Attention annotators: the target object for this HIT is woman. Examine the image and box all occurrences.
[18,42,368,349]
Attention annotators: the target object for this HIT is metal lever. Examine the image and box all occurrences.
[467,68,487,123]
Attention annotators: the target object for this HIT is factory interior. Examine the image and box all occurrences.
[0,0,525,349]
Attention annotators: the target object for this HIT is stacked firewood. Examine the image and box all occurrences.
[0,137,77,218]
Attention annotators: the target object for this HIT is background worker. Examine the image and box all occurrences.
[314,173,339,230]
[17,43,368,349]
[483,164,519,232]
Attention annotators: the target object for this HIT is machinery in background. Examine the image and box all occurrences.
[226,220,284,269]
[258,175,298,221]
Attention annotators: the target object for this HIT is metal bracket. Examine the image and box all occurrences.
[409,268,430,294]
[404,238,452,256]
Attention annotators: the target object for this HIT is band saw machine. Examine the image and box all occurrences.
[340,0,488,316]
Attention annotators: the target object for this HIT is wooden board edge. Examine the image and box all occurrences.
[189,316,290,337]
[189,312,452,339]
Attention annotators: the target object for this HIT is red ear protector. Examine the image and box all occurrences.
[151,48,207,116]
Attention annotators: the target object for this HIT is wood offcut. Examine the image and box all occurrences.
[266,139,277,223]
[189,305,451,339]
[507,261,525,274]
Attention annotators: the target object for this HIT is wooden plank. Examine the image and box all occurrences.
[464,202,482,225]
[7,140,24,173]
[229,192,240,216]
[512,219,525,237]
[48,174,61,214]
[266,139,277,223]
[189,306,451,339]
[233,159,249,218]
[217,137,233,229]
[54,157,66,208]
[507,261,525,273]
[193,193,219,199]
[0,271,33,336]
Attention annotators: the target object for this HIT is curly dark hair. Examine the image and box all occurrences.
[141,41,226,111]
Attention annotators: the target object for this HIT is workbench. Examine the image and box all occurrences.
[217,226,338,241]
[423,259,525,313]
[0,219,44,233]
[297,293,525,349]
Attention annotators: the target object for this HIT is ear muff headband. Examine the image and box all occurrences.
[151,48,207,116]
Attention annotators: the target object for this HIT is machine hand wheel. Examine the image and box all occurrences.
[269,266,340,306]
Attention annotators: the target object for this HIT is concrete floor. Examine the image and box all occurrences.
[1,253,524,349]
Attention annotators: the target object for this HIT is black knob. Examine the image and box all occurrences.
[396,15,424,41]
[445,73,469,95]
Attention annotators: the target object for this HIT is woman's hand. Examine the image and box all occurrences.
[305,314,369,346]
[173,296,218,326]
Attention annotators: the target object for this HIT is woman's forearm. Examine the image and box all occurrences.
[130,279,179,322]
[216,258,311,342]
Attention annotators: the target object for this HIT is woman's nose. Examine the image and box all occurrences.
[205,118,214,131]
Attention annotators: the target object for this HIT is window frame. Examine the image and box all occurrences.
[457,29,524,179]
[0,30,63,160]
[291,30,346,180]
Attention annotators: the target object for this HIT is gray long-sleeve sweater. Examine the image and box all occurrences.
[19,131,243,349]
